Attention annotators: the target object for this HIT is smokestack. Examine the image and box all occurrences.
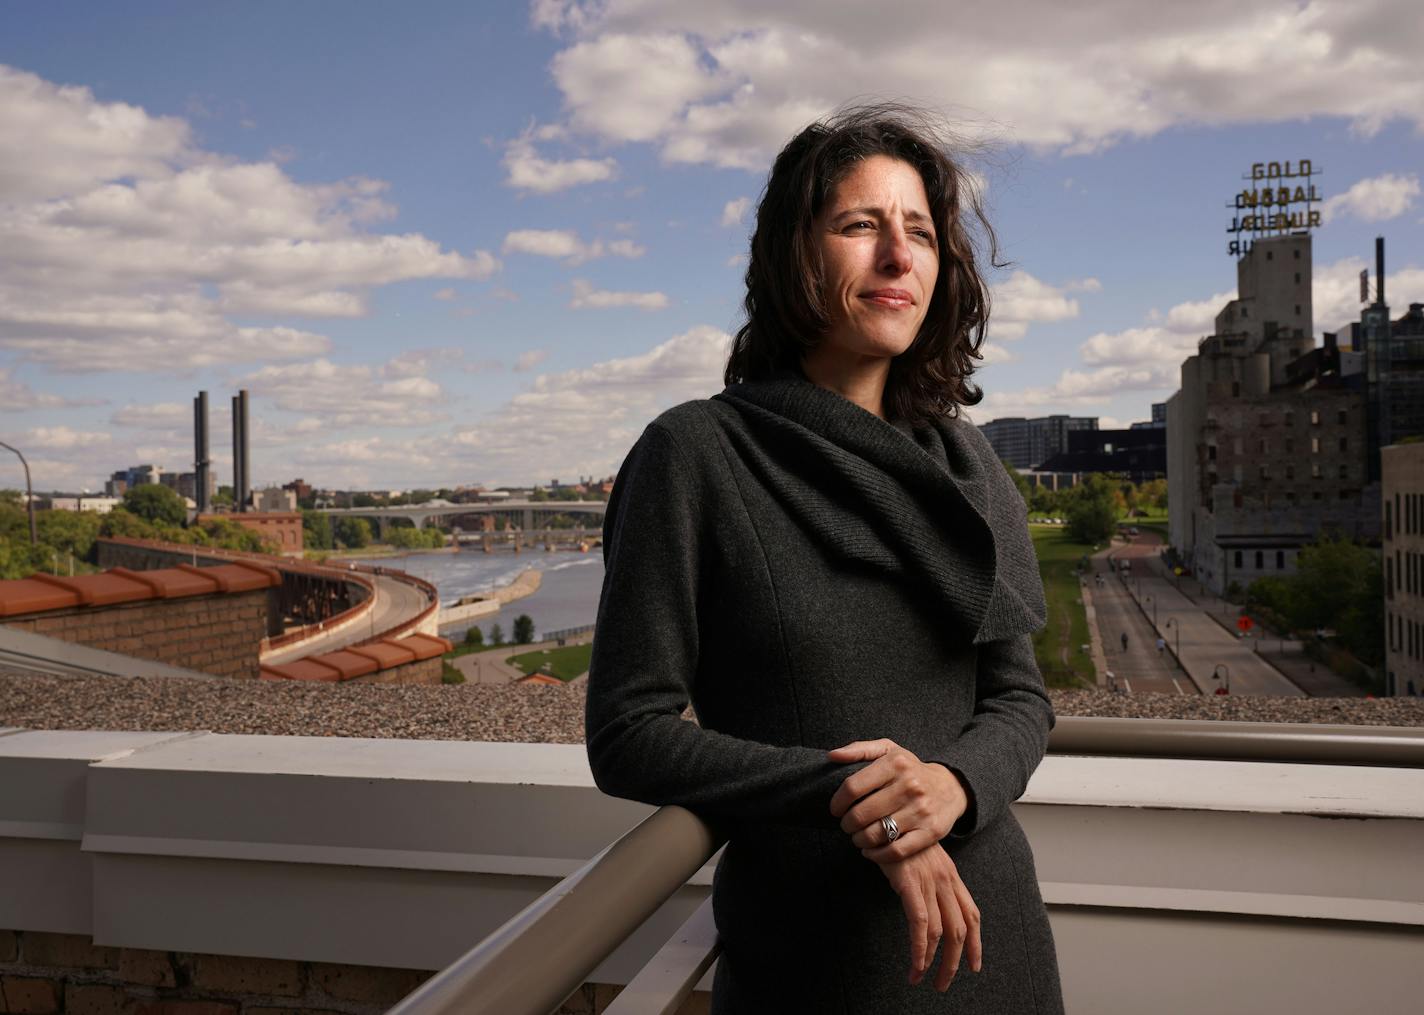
[238,389,251,512]
[1376,236,1385,307]
[194,391,210,514]
[231,393,246,512]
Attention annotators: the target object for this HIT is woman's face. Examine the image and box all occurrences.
[813,154,939,363]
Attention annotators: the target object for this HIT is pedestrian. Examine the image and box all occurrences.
[1121,631,1129,652]
[1156,637,1165,656]
[586,103,1062,1013]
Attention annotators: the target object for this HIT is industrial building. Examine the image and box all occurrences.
[1383,441,1424,697]
[1166,233,1378,596]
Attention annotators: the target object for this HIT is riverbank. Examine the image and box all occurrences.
[438,568,542,628]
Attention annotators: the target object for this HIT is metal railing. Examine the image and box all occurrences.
[385,805,724,1015]
[388,717,1424,1015]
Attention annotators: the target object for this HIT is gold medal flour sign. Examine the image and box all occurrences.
[1227,160,1322,256]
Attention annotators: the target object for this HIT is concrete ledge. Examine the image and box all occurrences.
[0,730,1419,1013]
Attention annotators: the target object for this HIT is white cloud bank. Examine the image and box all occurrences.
[0,64,499,375]
[530,1,1424,168]
[1322,172,1420,223]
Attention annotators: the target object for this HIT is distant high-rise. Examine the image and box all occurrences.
[978,415,1098,470]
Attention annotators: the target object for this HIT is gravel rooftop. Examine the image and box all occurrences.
[3,669,1422,742]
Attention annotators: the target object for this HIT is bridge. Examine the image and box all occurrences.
[322,499,608,535]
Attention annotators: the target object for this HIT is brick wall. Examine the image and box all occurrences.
[2,591,269,680]
[347,658,441,686]
[0,932,709,1015]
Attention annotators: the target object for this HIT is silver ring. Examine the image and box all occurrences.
[880,816,900,843]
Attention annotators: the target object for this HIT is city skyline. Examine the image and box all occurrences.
[2,1,1423,490]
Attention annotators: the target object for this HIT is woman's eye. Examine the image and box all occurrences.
[846,220,874,231]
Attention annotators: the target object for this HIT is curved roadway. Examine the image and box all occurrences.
[261,569,434,665]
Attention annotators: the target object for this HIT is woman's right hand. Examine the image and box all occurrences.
[874,843,981,991]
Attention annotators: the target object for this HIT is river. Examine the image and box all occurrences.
[373,548,605,643]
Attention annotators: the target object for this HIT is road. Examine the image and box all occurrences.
[1084,543,1191,695]
[262,570,434,665]
[1103,532,1303,697]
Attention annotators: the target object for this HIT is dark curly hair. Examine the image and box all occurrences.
[724,102,1001,423]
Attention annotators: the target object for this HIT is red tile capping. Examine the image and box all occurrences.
[174,563,228,593]
[26,572,98,605]
[0,578,81,617]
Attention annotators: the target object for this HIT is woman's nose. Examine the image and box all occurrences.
[878,226,913,277]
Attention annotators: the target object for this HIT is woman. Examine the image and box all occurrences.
[586,104,1063,1013]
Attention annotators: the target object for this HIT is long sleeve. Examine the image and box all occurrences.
[929,633,1055,839]
[584,421,867,831]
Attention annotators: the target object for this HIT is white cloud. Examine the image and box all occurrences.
[502,228,644,265]
[503,135,618,193]
[0,64,498,374]
[433,287,458,301]
[0,368,81,412]
[569,279,669,310]
[111,403,190,429]
[1314,257,1424,335]
[532,2,1424,168]
[237,357,449,428]
[3,425,113,451]
[721,196,751,227]
[987,270,1094,342]
[514,349,550,372]
[450,325,732,483]
[1321,172,1420,223]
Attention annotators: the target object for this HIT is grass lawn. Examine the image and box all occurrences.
[507,644,593,682]
[1030,525,1099,689]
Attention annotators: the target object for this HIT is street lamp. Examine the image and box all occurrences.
[1146,594,1157,627]
[1164,618,1182,672]
[0,440,37,546]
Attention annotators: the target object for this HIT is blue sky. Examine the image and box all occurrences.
[2,1,1421,491]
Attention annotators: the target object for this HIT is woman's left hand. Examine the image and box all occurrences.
[826,739,970,863]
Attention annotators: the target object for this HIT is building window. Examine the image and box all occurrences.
[1295,304,1301,316]
[1388,557,1394,598]
[1285,465,1294,480]
[1266,250,1274,261]
[1294,272,1301,284]
[1231,381,1240,397]
[1310,410,1320,425]
[1339,464,1348,480]
[1386,500,1393,540]
[1276,550,1285,569]
[1293,248,1300,260]
[1259,439,1267,454]
[1234,550,1243,568]
[1208,444,1217,461]
[1312,463,1321,478]
[1255,550,1264,570]
[1338,437,1348,452]
[1284,437,1294,453]
[1260,465,1270,480]
[1337,409,1347,424]
[1311,437,1320,454]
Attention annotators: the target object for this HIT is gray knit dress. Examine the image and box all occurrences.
[585,373,1064,1014]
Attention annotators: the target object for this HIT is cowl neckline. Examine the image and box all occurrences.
[710,373,1046,645]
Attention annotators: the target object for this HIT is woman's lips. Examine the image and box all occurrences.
[861,289,914,308]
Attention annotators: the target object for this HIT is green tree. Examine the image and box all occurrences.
[1002,460,1031,508]
[122,484,187,526]
[335,517,372,549]
[37,509,103,563]
[513,614,535,644]
[489,622,505,646]
[529,487,549,502]
[352,493,377,508]
[1066,496,1117,544]
[213,485,235,508]
[464,625,484,647]
[302,510,334,550]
